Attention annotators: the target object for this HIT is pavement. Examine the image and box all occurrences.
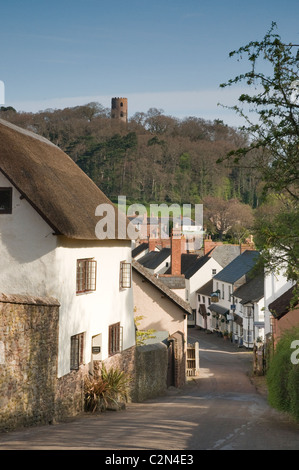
[0,328,299,451]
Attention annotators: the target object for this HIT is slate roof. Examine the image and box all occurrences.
[132,260,192,315]
[233,274,264,304]
[213,250,259,284]
[164,253,200,276]
[184,252,212,280]
[137,248,170,269]
[196,279,213,296]
[132,242,148,258]
[158,275,186,289]
[208,303,229,316]
[0,119,128,240]
[268,286,298,319]
[211,245,240,268]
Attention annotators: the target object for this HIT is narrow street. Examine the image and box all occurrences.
[1,328,299,451]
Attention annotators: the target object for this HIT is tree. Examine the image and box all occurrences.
[203,196,254,241]
[218,23,299,292]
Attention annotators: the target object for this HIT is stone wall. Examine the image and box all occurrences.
[0,294,170,432]
[103,343,168,402]
[0,294,60,432]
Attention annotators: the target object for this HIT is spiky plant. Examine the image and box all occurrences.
[84,365,131,412]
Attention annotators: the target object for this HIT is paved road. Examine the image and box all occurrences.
[1,329,299,450]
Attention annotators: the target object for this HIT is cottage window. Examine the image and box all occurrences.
[244,306,253,317]
[0,187,12,214]
[212,269,217,275]
[108,322,123,356]
[120,261,131,288]
[76,258,97,294]
[70,333,85,370]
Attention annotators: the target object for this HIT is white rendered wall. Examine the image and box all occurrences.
[264,271,294,336]
[187,258,222,309]
[0,174,135,377]
[0,172,58,296]
[55,237,135,377]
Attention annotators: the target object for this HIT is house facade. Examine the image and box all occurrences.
[264,270,294,339]
[207,250,260,343]
[132,260,191,387]
[0,119,135,379]
[232,275,264,348]
[268,286,299,346]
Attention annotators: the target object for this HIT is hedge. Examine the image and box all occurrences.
[266,325,299,421]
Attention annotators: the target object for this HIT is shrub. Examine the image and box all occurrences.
[267,326,299,421]
[84,364,131,412]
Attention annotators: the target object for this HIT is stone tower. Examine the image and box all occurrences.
[111,97,128,123]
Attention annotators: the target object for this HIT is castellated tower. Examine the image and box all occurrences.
[111,97,128,123]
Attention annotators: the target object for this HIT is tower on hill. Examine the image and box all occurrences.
[111,97,128,123]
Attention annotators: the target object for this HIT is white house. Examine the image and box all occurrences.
[189,245,240,327]
[264,270,294,339]
[196,279,213,330]
[137,247,171,275]
[0,119,136,378]
[233,274,264,348]
[208,250,260,337]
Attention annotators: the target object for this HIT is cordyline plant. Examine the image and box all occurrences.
[218,22,299,304]
[84,364,132,413]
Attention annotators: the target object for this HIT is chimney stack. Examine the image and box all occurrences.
[171,226,182,276]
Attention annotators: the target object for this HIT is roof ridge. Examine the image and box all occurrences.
[132,259,192,314]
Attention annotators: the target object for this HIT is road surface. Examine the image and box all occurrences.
[1,328,299,450]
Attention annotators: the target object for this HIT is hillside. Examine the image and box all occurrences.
[0,103,260,208]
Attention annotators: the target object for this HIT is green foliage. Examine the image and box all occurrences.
[218,22,299,284]
[84,364,131,413]
[134,314,156,346]
[0,102,258,210]
[267,326,299,421]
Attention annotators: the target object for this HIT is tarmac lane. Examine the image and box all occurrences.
[0,328,299,450]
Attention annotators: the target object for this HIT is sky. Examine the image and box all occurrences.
[1,0,299,127]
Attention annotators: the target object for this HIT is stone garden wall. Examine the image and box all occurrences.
[0,294,60,432]
[0,294,171,432]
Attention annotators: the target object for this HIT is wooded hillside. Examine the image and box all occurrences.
[0,103,264,241]
[0,103,260,207]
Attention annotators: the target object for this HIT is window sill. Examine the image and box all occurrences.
[76,290,96,296]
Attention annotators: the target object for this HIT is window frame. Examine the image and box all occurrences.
[76,258,97,294]
[108,322,123,356]
[70,333,85,370]
[0,187,12,214]
[119,261,131,289]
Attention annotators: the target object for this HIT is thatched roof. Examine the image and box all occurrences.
[0,119,128,240]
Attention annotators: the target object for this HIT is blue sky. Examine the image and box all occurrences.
[1,0,299,126]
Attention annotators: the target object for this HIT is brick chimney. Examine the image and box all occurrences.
[148,237,157,252]
[171,226,182,276]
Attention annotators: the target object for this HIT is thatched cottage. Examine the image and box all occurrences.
[0,119,135,379]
